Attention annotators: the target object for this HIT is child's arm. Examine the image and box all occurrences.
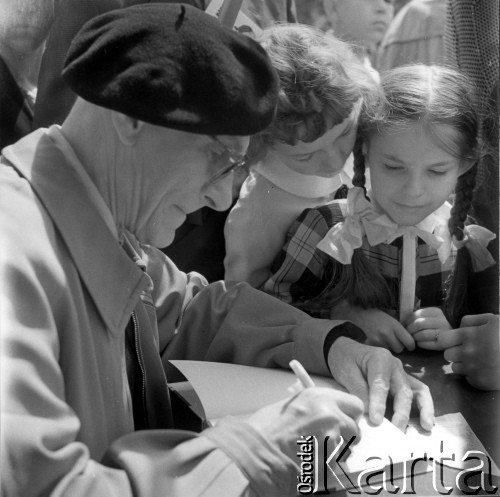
[224,175,281,287]
[330,301,415,353]
[405,307,452,350]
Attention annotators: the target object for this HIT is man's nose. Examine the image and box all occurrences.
[203,174,234,211]
[375,0,392,12]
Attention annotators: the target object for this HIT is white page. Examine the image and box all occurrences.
[405,412,500,475]
[169,360,343,420]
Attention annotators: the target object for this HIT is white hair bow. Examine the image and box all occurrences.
[453,225,496,272]
[316,187,445,264]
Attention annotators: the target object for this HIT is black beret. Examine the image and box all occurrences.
[62,3,278,135]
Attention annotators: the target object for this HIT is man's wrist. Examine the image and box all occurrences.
[323,322,366,365]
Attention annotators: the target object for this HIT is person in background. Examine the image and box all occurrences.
[263,65,497,355]
[444,0,499,237]
[303,0,395,76]
[1,5,434,495]
[438,0,499,392]
[224,24,377,287]
[377,0,446,71]
[0,0,55,147]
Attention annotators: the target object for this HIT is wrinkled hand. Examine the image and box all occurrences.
[331,303,415,353]
[247,387,364,459]
[328,337,434,432]
[406,307,452,350]
[439,314,500,391]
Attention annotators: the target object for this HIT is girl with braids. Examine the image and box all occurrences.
[223,23,378,287]
[262,64,497,353]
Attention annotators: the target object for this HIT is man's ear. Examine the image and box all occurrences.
[322,0,339,24]
[111,111,145,146]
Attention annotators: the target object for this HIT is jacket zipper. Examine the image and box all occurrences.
[131,311,148,427]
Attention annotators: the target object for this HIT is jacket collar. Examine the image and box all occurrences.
[3,127,149,336]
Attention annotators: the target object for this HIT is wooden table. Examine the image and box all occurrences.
[398,348,500,465]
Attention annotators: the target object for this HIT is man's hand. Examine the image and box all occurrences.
[247,387,364,459]
[439,314,500,391]
[331,304,415,353]
[327,337,434,432]
[406,307,452,350]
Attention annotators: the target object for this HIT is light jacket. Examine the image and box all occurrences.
[0,128,339,496]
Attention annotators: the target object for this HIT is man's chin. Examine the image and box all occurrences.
[140,228,176,249]
[157,231,176,249]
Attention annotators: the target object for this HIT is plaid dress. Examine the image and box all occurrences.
[262,198,456,320]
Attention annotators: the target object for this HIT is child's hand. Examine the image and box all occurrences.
[439,314,500,391]
[405,307,452,350]
[330,304,415,353]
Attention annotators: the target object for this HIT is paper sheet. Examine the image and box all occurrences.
[405,413,500,475]
[169,360,344,420]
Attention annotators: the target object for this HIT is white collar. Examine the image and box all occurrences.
[255,151,346,198]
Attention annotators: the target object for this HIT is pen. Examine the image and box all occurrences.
[289,359,316,389]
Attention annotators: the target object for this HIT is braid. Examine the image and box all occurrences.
[304,250,395,312]
[352,136,368,196]
[448,163,478,241]
[443,163,478,326]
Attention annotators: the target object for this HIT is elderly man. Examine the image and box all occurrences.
[0,4,433,496]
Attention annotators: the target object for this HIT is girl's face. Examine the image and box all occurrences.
[366,123,462,227]
[272,108,359,177]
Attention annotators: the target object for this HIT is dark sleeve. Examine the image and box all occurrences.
[323,323,367,365]
[466,240,499,315]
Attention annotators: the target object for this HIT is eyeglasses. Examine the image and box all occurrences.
[207,135,247,185]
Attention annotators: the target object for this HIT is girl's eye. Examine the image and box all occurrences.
[429,169,448,176]
[384,164,403,171]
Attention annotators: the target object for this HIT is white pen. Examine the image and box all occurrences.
[289,359,316,389]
